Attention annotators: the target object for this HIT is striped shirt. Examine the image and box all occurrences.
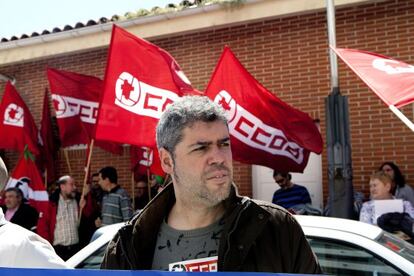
[272,184,311,209]
[53,195,79,246]
[101,185,133,226]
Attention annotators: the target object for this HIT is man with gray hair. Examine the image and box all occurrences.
[37,175,80,261]
[0,157,67,268]
[102,96,321,273]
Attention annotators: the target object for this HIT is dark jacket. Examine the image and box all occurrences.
[101,183,321,273]
[1,203,39,231]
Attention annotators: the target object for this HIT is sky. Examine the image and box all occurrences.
[0,0,183,39]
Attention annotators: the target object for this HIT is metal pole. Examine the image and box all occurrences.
[326,0,339,89]
[325,0,354,219]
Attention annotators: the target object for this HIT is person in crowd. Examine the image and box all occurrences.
[272,171,312,210]
[78,175,103,248]
[1,187,39,231]
[0,157,68,268]
[96,166,132,227]
[379,161,414,207]
[37,175,81,261]
[134,178,150,210]
[101,96,321,273]
[359,171,414,225]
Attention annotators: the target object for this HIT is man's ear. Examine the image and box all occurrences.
[159,148,174,174]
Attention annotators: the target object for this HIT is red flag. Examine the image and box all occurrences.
[0,82,39,154]
[4,152,48,216]
[130,146,164,177]
[95,25,197,147]
[38,89,57,182]
[204,47,323,172]
[47,68,122,154]
[332,47,414,108]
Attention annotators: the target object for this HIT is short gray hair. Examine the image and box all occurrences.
[156,96,228,155]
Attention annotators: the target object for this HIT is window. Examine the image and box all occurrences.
[75,245,107,269]
[308,237,403,275]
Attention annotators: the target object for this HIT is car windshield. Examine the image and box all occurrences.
[377,232,414,263]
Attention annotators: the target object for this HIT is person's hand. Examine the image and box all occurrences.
[95,217,102,228]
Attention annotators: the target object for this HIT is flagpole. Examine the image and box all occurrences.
[389,105,414,132]
[131,171,135,210]
[325,0,354,219]
[63,149,72,175]
[79,139,95,222]
[44,168,48,188]
[146,148,152,201]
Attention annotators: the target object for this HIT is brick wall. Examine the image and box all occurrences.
[0,0,413,202]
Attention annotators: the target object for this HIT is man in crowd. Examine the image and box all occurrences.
[37,175,80,261]
[101,96,320,273]
[96,166,132,227]
[0,157,67,268]
[1,187,39,231]
[134,178,150,210]
[272,171,312,210]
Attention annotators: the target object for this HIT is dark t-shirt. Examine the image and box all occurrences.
[272,184,311,209]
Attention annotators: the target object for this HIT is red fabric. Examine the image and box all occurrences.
[38,89,57,182]
[4,152,49,217]
[37,200,57,243]
[204,46,323,172]
[95,25,198,148]
[0,82,39,154]
[333,47,414,108]
[130,146,164,176]
[47,68,122,154]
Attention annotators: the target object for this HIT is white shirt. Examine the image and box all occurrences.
[0,208,69,268]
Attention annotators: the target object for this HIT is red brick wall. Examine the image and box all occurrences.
[0,0,413,202]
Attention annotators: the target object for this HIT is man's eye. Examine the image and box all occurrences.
[193,146,207,152]
[220,142,230,147]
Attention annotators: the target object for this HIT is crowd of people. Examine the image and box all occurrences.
[0,95,413,271]
[0,163,165,262]
[271,161,414,242]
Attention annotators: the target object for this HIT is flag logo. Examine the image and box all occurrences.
[372,58,414,75]
[115,72,141,107]
[214,90,304,163]
[114,71,179,119]
[51,94,98,123]
[4,103,24,127]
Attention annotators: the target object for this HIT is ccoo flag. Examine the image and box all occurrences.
[95,25,197,148]
[332,47,414,108]
[0,82,39,154]
[38,89,57,182]
[47,68,122,154]
[205,46,323,172]
[130,146,164,177]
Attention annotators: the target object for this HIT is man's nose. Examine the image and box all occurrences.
[207,146,227,165]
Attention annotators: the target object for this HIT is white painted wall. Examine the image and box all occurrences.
[252,152,323,210]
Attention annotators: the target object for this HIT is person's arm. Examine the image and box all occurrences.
[302,187,312,204]
[403,200,414,219]
[359,202,374,224]
[120,191,133,221]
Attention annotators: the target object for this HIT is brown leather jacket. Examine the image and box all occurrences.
[101,183,321,273]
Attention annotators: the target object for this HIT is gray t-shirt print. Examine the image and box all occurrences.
[151,217,224,271]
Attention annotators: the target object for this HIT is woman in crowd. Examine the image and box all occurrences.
[379,162,414,207]
[360,171,414,225]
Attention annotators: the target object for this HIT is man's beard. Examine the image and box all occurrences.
[173,164,232,208]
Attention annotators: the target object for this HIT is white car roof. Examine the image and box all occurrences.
[294,215,383,240]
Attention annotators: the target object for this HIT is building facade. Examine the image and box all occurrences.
[0,0,413,203]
